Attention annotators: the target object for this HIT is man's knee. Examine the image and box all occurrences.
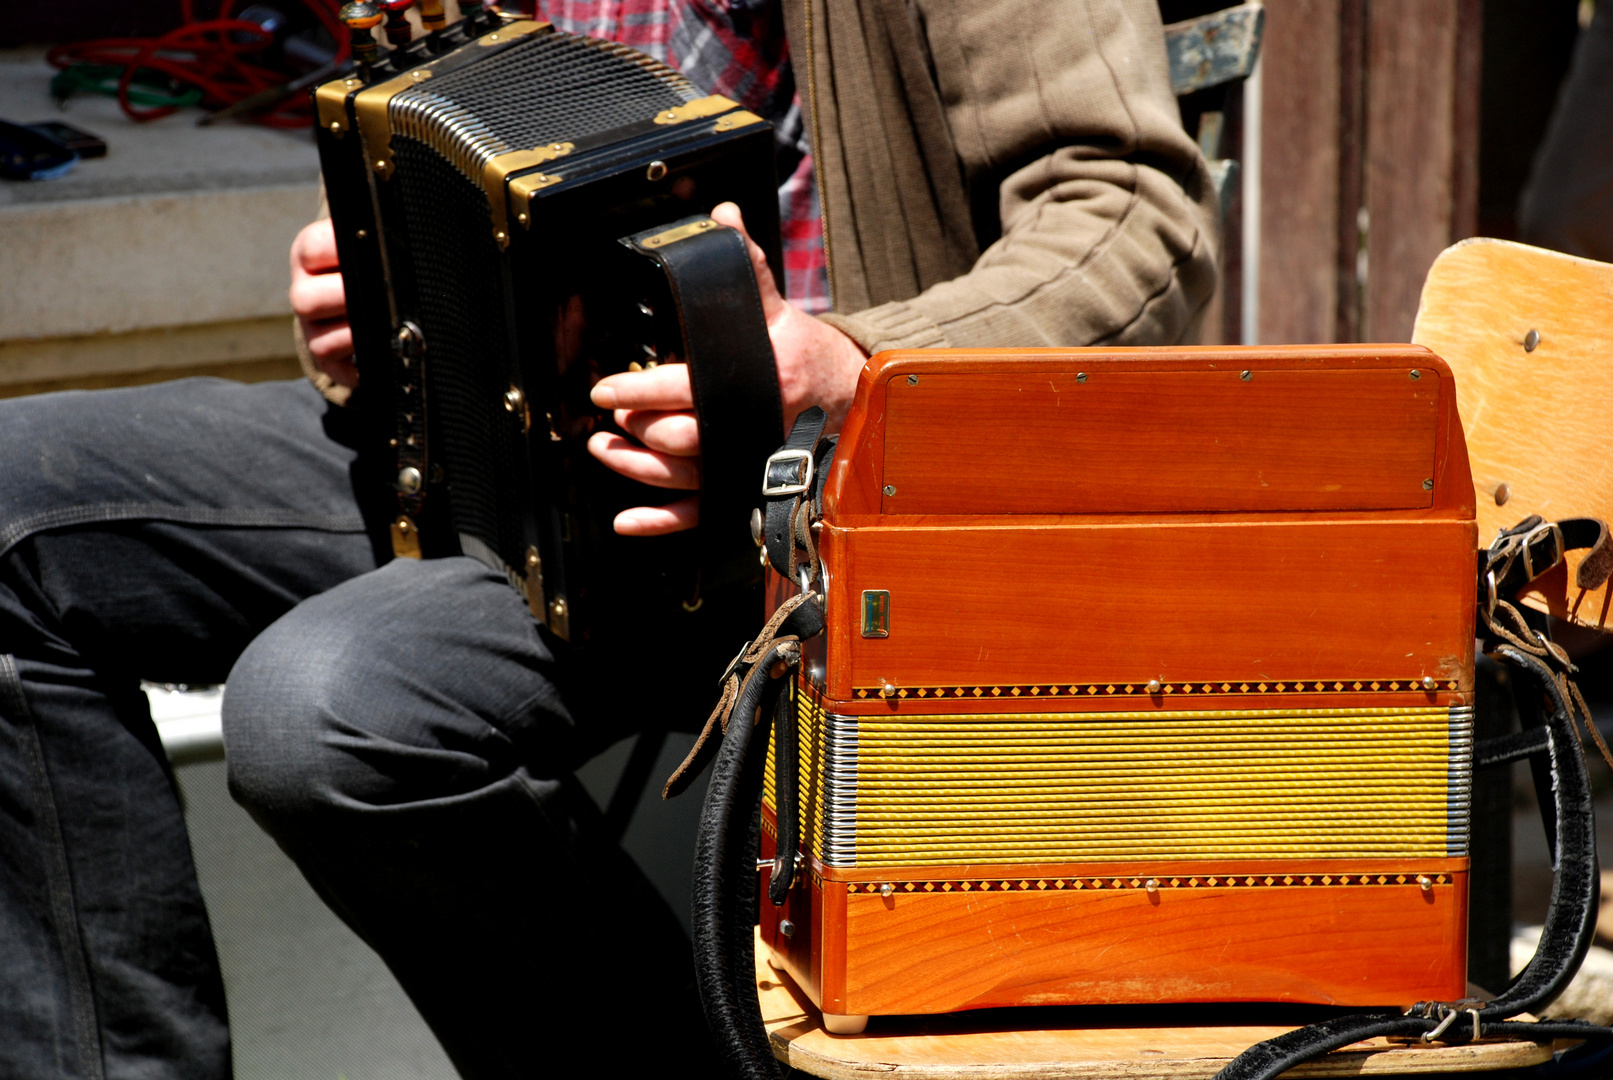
[222,601,375,823]
[224,557,571,825]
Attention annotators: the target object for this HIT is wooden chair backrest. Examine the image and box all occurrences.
[1412,237,1613,629]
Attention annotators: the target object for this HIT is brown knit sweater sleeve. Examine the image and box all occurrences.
[821,0,1219,354]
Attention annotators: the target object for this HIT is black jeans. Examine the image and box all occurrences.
[0,378,714,1079]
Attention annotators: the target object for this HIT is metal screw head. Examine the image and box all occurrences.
[646,160,668,181]
[1524,329,1541,352]
[1495,482,1510,506]
[878,681,897,698]
[356,228,367,239]
[879,883,894,897]
[397,466,423,495]
[1422,478,1434,491]
[1417,875,1434,892]
[504,386,524,413]
[1146,678,1163,694]
[1239,370,1252,381]
[1409,369,1421,380]
[883,484,897,497]
[779,918,796,938]
[750,507,764,546]
[1076,372,1088,383]
[1422,676,1436,690]
[1144,879,1160,894]
[526,547,541,571]
[907,374,918,385]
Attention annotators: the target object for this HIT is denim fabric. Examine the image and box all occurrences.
[224,557,714,1077]
[0,378,715,1078]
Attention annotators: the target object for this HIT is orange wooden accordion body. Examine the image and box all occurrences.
[758,345,1478,1025]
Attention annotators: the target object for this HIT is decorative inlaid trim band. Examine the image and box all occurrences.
[852,678,1460,700]
[846,871,1454,895]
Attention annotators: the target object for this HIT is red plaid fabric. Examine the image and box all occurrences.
[537,0,831,312]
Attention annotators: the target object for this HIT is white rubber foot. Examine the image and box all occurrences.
[822,1013,869,1035]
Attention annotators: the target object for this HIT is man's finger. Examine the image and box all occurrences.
[304,318,354,365]
[710,201,785,321]
[587,432,700,489]
[316,355,360,390]
[617,409,700,457]
[290,267,348,322]
[591,364,694,411]
[614,497,698,536]
[291,219,340,274]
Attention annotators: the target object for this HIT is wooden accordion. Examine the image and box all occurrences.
[759,345,1478,1029]
[313,11,782,646]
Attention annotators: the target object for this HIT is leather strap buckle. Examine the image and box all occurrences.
[1522,521,1565,582]
[762,448,814,497]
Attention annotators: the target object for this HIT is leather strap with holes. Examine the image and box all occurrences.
[621,216,783,594]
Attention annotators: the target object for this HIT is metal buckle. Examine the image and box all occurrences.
[762,449,814,498]
[718,639,752,686]
[1521,521,1564,582]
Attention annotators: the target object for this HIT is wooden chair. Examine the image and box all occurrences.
[1411,237,1613,629]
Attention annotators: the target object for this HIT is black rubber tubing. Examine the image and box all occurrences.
[693,642,793,1080]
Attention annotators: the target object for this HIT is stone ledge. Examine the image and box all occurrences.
[0,316,301,398]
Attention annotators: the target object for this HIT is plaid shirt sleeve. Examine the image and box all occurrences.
[536,0,831,313]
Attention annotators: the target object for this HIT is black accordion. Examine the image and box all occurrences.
[314,9,783,653]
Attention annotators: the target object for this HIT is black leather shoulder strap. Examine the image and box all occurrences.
[622,216,783,589]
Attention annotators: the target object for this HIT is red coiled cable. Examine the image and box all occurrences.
[46,0,351,127]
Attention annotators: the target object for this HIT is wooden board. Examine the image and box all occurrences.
[757,930,1556,1079]
[1412,237,1613,628]
[882,368,1439,515]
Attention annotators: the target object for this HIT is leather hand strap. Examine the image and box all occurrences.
[622,216,783,591]
[1483,515,1613,611]
[763,407,831,580]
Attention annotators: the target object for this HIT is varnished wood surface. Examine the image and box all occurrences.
[882,368,1440,516]
[821,519,1475,698]
[756,930,1555,1079]
[834,878,1466,1015]
[1412,237,1613,628]
[816,346,1477,698]
[825,346,1474,520]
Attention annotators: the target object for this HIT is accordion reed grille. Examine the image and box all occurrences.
[392,137,527,564]
[389,32,699,186]
[770,703,1473,868]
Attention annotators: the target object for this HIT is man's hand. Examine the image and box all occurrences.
[290,219,359,389]
[587,202,868,536]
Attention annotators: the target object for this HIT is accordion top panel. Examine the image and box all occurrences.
[383,29,701,186]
